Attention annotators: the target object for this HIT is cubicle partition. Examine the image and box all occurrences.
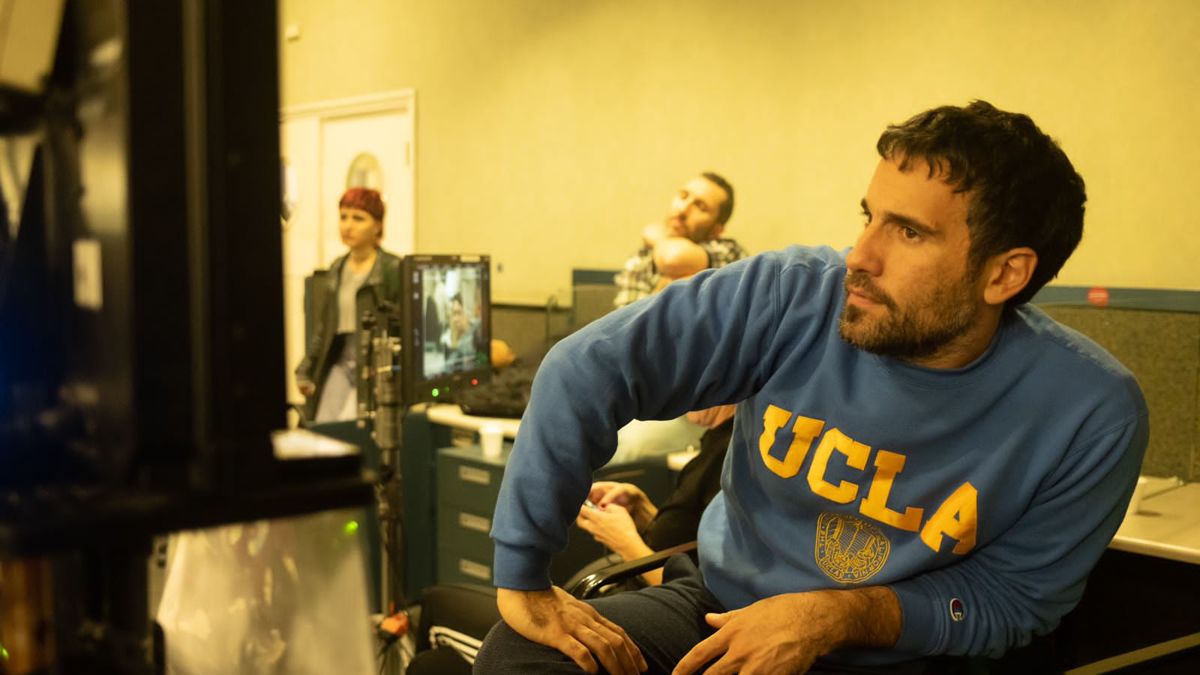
[1030,286,1200,670]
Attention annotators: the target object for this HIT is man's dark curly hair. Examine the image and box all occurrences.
[700,171,735,226]
[876,100,1086,306]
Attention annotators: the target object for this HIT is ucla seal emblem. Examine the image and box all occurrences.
[814,512,890,584]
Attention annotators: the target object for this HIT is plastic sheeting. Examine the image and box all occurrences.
[156,508,374,675]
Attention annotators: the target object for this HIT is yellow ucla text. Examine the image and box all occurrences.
[758,404,977,555]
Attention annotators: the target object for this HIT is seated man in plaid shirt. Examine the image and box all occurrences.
[613,172,747,307]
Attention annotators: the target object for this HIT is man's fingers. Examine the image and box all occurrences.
[578,605,647,673]
[552,635,600,674]
[696,654,740,675]
[591,611,648,671]
[672,631,728,675]
[553,594,645,674]
[574,624,642,675]
[705,610,733,628]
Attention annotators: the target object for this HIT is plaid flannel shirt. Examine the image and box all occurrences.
[613,237,747,308]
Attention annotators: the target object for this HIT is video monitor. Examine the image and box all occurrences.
[401,254,491,404]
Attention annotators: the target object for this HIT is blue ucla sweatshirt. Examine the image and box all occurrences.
[490,246,1148,662]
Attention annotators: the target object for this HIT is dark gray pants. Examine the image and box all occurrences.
[473,555,948,674]
[474,554,720,674]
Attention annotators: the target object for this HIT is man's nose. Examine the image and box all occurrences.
[846,223,883,276]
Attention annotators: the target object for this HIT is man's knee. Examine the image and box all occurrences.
[473,620,574,674]
[472,621,514,673]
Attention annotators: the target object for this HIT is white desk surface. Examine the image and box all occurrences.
[1111,481,1200,565]
[424,404,701,468]
[423,403,1200,566]
[425,404,521,438]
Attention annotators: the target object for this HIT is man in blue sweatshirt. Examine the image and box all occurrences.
[474,101,1148,674]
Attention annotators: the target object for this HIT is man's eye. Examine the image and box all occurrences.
[902,227,920,240]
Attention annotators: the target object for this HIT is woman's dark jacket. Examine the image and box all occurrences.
[294,249,403,422]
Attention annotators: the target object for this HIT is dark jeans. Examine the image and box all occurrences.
[473,555,948,674]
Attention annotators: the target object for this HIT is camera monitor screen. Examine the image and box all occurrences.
[402,254,491,404]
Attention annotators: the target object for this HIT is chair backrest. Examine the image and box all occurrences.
[570,268,620,329]
[572,283,619,327]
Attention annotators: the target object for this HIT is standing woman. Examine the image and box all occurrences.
[295,188,403,423]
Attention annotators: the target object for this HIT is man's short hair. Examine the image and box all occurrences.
[701,171,735,226]
[876,100,1086,306]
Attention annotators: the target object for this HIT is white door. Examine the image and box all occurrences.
[280,90,415,406]
[319,111,415,261]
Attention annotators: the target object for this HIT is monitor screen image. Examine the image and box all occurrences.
[418,263,488,378]
[402,255,491,404]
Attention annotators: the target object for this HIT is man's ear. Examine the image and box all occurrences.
[982,247,1038,305]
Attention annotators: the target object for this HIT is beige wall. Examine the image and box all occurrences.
[280,0,1200,304]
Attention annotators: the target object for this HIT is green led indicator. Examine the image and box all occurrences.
[343,520,359,536]
[432,388,440,398]
[1,643,9,660]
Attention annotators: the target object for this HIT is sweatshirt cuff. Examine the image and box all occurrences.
[492,541,553,590]
[889,576,943,655]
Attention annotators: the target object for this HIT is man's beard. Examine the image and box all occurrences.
[838,271,979,361]
[685,220,718,244]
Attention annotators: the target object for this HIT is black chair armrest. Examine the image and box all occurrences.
[566,541,697,599]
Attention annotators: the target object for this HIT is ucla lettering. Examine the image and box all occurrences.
[758,404,825,479]
[807,428,869,504]
[919,482,978,554]
[757,404,977,555]
[859,450,924,532]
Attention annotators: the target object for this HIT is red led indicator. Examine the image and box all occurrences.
[471,378,479,386]
[1087,287,1110,307]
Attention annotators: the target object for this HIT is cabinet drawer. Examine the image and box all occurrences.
[437,453,505,514]
[437,506,495,558]
[437,547,495,586]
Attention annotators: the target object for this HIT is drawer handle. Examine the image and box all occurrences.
[458,466,492,485]
[458,558,491,581]
[458,512,491,533]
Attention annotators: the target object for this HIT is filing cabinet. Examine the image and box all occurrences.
[436,445,506,585]
[435,444,674,587]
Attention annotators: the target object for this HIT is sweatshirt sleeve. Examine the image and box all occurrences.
[890,411,1149,657]
[490,251,803,590]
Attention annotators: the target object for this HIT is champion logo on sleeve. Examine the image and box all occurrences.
[949,598,966,622]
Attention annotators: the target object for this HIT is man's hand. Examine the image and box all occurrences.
[496,587,648,674]
[640,222,708,280]
[672,588,901,675]
[577,502,653,560]
[641,221,678,247]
